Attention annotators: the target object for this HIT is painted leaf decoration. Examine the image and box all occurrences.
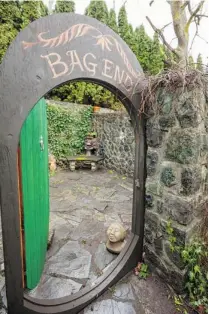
[80,25,96,37]
[21,23,140,83]
[74,24,85,38]
[95,36,113,51]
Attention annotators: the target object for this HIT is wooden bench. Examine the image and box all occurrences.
[67,155,104,171]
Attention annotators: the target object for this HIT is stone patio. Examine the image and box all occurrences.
[0,168,178,313]
[28,168,133,299]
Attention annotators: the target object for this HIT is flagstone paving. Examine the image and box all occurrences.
[0,168,179,313]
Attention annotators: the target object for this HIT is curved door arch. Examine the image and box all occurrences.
[0,13,146,314]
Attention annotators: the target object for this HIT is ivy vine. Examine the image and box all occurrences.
[166,221,208,313]
[47,103,93,158]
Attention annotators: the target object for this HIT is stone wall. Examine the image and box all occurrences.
[93,87,208,292]
[93,111,135,177]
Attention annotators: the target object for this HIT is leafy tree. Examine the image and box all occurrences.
[118,5,136,54]
[107,8,118,33]
[54,0,75,13]
[148,32,164,74]
[0,1,22,62]
[196,53,204,71]
[0,0,22,29]
[127,24,137,53]
[135,25,152,72]
[0,24,18,63]
[118,5,129,42]
[85,0,109,24]
[188,55,195,69]
[21,0,48,29]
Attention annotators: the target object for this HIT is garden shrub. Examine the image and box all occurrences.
[47,103,93,158]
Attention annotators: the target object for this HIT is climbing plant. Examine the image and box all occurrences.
[166,221,208,313]
[47,103,93,158]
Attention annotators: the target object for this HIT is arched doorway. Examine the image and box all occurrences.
[0,13,146,314]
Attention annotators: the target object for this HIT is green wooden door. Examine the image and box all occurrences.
[20,98,49,289]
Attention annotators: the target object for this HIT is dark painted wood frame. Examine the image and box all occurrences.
[0,13,146,314]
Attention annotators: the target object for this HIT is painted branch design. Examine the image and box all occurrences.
[22,23,140,79]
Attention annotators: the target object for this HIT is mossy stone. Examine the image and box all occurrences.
[166,129,200,164]
[161,167,176,187]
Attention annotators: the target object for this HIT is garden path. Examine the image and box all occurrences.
[0,168,177,313]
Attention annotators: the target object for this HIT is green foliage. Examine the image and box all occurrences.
[54,0,75,13]
[0,0,22,29]
[138,263,149,279]
[118,5,137,54]
[21,0,48,29]
[134,262,149,279]
[47,104,93,158]
[107,8,118,33]
[0,0,48,60]
[0,0,22,62]
[196,53,204,72]
[174,295,189,313]
[166,220,179,252]
[85,0,109,24]
[166,221,208,313]
[0,23,18,63]
[134,25,152,72]
[182,242,208,311]
[188,55,195,69]
[118,5,129,41]
[47,82,123,110]
[149,32,164,74]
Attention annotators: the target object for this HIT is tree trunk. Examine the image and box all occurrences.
[169,0,188,67]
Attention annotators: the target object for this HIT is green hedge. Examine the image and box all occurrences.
[47,103,93,158]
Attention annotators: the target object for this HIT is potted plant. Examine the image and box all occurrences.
[93,105,100,112]
[93,94,101,112]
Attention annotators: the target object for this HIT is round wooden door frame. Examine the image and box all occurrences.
[0,13,146,314]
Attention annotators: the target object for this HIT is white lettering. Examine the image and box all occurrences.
[102,59,114,79]
[114,65,125,84]
[83,53,97,76]
[66,50,84,75]
[41,53,68,78]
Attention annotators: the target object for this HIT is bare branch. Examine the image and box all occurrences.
[181,1,189,11]
[169,37,177,45]
[185,1,204,31]
[187,1,193,15]
[146,16,179,58]
[196,14,208,18]
[189,20,198,54]
[197,34,208,44]
[161,22,172,32]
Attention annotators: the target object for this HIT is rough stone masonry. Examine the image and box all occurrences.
[93,87,208,292]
